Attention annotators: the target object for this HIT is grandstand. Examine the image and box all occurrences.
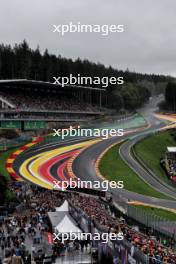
[0,79,106,127]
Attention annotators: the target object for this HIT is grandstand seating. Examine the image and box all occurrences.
[0,90,97,112]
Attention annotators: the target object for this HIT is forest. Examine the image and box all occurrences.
[160,82,176,111]
[0,40,173,111]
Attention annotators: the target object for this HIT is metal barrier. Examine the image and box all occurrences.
[127,205,176,240]
[69,202,149,264]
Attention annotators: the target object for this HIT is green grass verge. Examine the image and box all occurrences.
[0,148,18,180]
[134,131,176,184]
[99,143,171,199]
[132,205,176,221]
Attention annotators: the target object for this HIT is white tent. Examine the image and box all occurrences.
[55,214,82,234]
[55,200,69,212]
[48,211,68,228]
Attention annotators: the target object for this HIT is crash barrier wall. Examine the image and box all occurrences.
[41,113,141,144]
[112,192,176,241]
[126,205,176,240]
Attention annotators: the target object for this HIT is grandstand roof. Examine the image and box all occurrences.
[167,147,176,153]
[0,79,106,92]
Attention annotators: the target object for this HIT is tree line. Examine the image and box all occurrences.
[160,82,176,111]
[0,40,172,111]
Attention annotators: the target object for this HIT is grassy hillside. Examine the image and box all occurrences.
[0,148,17,180]
[99,143,171,199]
[134,131,176,184]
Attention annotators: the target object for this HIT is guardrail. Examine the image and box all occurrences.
[126,204,176,240]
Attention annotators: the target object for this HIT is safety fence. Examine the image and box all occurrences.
[127,205,176,240]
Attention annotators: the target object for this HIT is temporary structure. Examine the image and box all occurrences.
[55,200,69,212]
[55,214,82,234]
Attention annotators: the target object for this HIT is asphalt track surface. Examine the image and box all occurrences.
[12,97,176,209]
[72,99,176,209]
[13,137,100,189]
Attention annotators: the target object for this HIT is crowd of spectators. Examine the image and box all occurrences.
[161,156,176,183]
[0,90,97,112]
[166,159,176,177]
[70,195,176,263]
[1,183,176,264]
[0,214,30,263]
[0,185,67,263]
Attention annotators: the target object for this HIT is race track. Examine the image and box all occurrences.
[8,98,176,209]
